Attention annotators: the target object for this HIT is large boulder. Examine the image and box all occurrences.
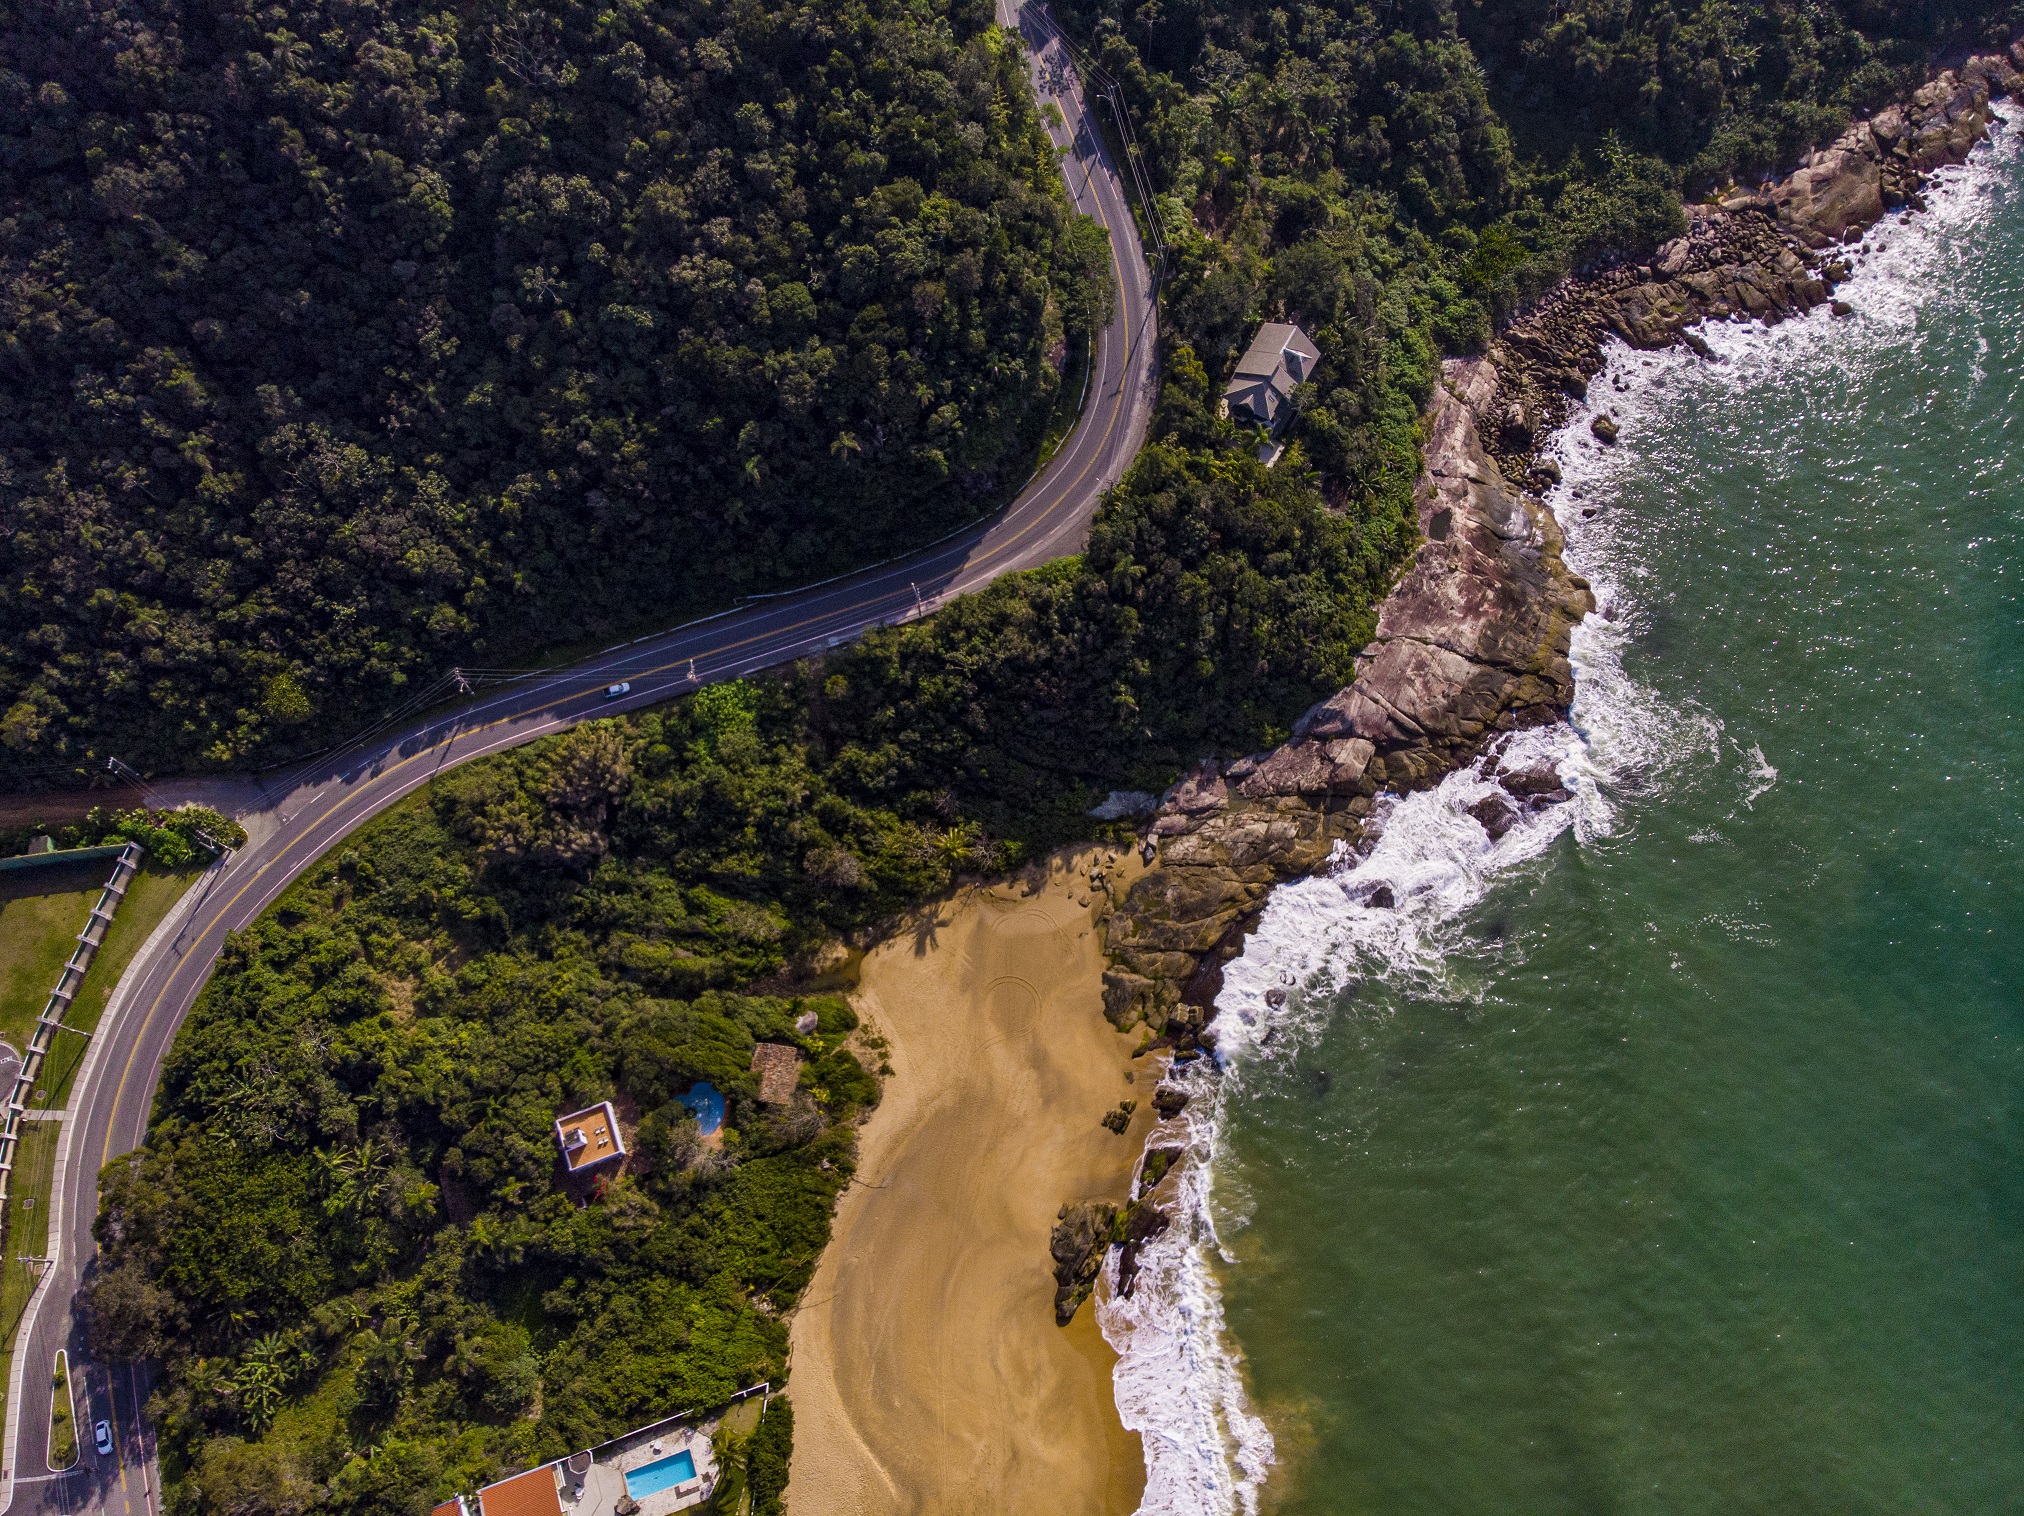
[1049,1200,1119,1324]
[1768,131,1885,245]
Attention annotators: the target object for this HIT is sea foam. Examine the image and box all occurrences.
[1098,99,2019,1516]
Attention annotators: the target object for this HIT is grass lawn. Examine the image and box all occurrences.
[702,1395,768,1515]
[0,860,199,1110]
[0,860,108,1052]
[48,1346,75,1471]
[0,1121,57,1424]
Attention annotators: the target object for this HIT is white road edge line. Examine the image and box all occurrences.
[0,851,227,1515]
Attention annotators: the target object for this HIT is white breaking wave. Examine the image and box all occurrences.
[1741,743,1780,809]
[1098,1060,1274,1516]
[1099,100,2021,1516]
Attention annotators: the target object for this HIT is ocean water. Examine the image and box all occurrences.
[1101,105,2024,1514]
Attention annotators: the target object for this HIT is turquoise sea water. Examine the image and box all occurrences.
[1114,109,2022,1515]
[625,1449,698,1498]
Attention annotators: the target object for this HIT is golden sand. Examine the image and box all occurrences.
[784,848,1152,1515]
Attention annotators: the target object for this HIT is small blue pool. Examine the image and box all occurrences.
[624,1449,697,1499]
[677,1080,724,1136]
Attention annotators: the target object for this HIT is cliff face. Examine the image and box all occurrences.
[1099,358,1593,1036]
[1095,39,2023,1045]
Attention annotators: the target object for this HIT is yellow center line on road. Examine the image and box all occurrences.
[90,170,1146,1182]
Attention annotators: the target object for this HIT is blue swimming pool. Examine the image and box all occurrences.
[676,1080,724,1136]
[623,1450,697,1499]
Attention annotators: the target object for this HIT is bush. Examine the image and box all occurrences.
[746,1398,794,1516]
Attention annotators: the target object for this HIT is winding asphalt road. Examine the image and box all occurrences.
[0,6,1154,1513]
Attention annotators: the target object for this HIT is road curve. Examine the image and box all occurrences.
[0,6,1155,1512]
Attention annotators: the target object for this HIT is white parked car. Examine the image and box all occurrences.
[603,682,631,700]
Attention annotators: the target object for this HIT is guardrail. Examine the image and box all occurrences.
[0,844,130,876]
[0,842,144,1212]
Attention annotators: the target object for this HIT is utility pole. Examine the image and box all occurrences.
[105,755,154,802]
[451,667,473,696]
[105,757,232,857]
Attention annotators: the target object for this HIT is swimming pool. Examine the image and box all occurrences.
[676,1081,724,1136]
[623,1450,697,1499]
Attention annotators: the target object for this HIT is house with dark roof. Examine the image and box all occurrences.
[1221,321,1320,432]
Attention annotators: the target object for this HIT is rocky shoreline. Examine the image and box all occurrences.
[1051,36,2024,1307]
[1098,354,1592,1046]
[1484,43,2024,486]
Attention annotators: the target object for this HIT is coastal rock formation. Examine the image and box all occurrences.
[1049,1199,1120,1324]
[1483,43,2023,483]
[1097,39,2021,1041]
[1100,357,1593,1037]
[1058,38,2024,1321]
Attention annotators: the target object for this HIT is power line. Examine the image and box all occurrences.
[1022,3,1171,284]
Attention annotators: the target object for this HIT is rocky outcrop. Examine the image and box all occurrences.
[1049,1199,1120,1324]
[1769,52,2024,240]
[1048,1136,1191,1320]
[1096,39,2021,1043]
[1483,43,2022,484]
[1100,357,1593,1038]
[1055,40,2024,1318]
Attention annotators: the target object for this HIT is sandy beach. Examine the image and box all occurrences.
[785,847,1152,1515]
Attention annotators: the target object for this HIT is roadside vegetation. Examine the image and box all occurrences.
[0,813,228,1415]
[0,807,241,1101]
[0,0,1113,780]
[82,380,1402,1513]
[0,806,247,874]
[86,757,883,1509]
[0,1123,57,1423]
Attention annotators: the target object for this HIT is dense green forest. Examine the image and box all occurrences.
[90,770,880,1508]
[0,0,1110,776]
[1456,0,2024,176]
[1059,0,2020,435]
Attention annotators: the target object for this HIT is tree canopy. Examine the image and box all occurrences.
[0,0,1108,776]
[1056,0,2016,492]
[89,420,1405,1516]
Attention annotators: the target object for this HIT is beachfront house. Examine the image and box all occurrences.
[470,1401,757,1516]
[475,1468,565,1516]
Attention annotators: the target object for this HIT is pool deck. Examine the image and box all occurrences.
[558,1421,719,1516]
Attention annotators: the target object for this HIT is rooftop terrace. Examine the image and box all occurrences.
[554,1100,625,1173]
